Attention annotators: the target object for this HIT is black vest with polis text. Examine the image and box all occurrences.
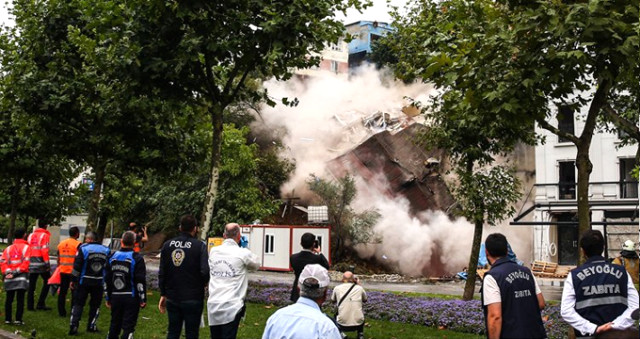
[570,256,628,335]
[482,257,546,339]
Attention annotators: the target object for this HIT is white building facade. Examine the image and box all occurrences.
[528,105,639,265]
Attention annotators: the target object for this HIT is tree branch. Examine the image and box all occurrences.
[536,118,580,145]
[579,78,613,147]
[602,104,640,141]
[203,53,221,101]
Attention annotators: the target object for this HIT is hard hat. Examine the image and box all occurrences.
[622,240,636,251]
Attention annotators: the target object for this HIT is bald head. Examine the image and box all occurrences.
[223,223,240,242]
[342,271,356,283]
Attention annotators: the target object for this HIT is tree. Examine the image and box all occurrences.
[307,175,380,261]
[386,0,638,280]
[1,0,204,236]
[134,0,369,239]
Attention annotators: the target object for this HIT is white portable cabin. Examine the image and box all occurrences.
[240,224,331,271]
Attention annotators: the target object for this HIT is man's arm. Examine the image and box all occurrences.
[560,276,598,335]
[71,247,84,283]
[319,253,330,269]
[487,303,502,339]
[611,272,640,330]
[245,251,261,271]
[533,276,545,310]
[134,254,147,306]
[158,246,166,297]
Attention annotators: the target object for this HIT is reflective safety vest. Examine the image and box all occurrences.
[28,228,51,273]
[1,239,31,291]
[57,238,81,274]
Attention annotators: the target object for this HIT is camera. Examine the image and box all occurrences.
[313,240,319,250]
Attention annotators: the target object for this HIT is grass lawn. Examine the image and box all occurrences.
[0,279,482,338]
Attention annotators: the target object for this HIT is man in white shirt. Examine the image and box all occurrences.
[207,223,260,339]
[331,271,367,339]
[560,230,639,338]
[262,264,341,339]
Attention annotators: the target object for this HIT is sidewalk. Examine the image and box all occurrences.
[0,329,25,339]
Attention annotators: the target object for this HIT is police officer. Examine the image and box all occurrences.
[482,233,546,339]
[158,215,209,339]
[105,231,146,339]
[561,230,639,338]
[57,226,81,317]
[69,231,110,335]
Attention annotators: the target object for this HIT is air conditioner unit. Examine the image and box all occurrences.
[308,206,329,224]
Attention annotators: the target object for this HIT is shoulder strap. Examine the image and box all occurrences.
[338,283,357,308]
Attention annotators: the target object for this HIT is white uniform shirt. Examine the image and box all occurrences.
[482,274,542,305]
[331,283,367,326]
[560,271,639,336]
[207,238,260,325]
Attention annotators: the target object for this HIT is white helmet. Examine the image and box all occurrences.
[622,240,636,251]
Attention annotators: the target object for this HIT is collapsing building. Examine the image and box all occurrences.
[327,122,460,276]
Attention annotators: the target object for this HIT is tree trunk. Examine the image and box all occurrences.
[87,164,106,231]
[8,184,19,243]
[96,210,110,240]
[200,105,224,240]
[463,218,484,300]
[575,145,593,264]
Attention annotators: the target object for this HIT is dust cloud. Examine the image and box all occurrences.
[256,66,532,276]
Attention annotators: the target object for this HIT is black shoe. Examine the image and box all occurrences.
[4,320,11,325]
[68,326,78,335]
[13,321,23,326]
[87,325,99,333]
[36,306,52,311]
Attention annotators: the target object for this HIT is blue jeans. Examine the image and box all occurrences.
[166,299,203,339]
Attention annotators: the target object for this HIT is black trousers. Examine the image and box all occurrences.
[338,323,364,339]
[5,289,26,322]
[27,271,50,309]
[166,299,203,339]
[209,306,245,339]
[108,296,140,339]
[70,284,103,329]
[58,273,72,316]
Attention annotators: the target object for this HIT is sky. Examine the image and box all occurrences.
[1,0,409,27]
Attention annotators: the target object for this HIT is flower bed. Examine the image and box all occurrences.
[247,281,570,338]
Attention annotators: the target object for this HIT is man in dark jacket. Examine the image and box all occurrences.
[105,231,146,339]
[482,233,546,339]
[158,215,209,339]
[69,231,110,335]
[289,232,329,302]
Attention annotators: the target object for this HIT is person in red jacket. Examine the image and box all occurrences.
[1,228,32,325]
[27,221,52,311]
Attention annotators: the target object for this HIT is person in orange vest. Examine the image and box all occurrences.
[57,227,81,317]
[1,228,32,325]
[27,220,52,311]
[128,222,148,253]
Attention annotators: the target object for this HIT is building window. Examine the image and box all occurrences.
[559,161,576,200]
[330,61,338,73]
[620,158,638,198]
[265,234,274,254]
[557,106,575,143]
